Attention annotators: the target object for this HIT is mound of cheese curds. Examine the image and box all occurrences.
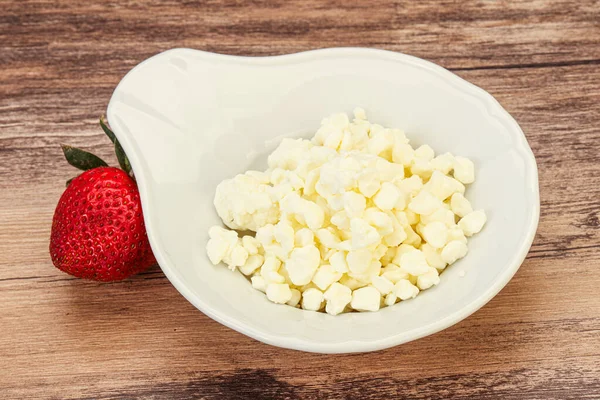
[206,108,486,315]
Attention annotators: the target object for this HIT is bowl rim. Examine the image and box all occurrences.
[107,47,540,353]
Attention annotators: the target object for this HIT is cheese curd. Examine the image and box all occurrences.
[206,109,486,315]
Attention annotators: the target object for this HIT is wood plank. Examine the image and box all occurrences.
[1,0,599,89]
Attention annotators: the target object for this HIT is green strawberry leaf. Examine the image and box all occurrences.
[61,144,108,171]
[100,116,116,144]
[114,139,132,175]
[100,115,133,177]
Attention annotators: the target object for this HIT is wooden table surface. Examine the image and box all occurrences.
[2,1,599,399]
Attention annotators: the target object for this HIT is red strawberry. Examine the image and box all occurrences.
[49,118,156,281]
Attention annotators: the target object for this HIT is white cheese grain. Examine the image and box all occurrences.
[312,264,343,291]
[347,248,372,274]
[351,286,381,312]
[394,279,420,300]
[417,267,441,290]
[371,275,395,295]
[421,243,447,270]
[266,283,293,304]
[425,170,465,201]
[458,210,487,236]
[251,275,267,293]
[384,293,398,306]
[239,254,265,276]
[285,245,321,285]
[415,144,435,161]
[381,264,409,283]
[450,193,473,218]
[421,221,449,249]
[453,156,475,184]
[441,240,469,265]
[398,250,430,276]
[287,289,302,307]
[324,283,353,315]
[301,288,324,311]
[349,218,381,249]
[408,190,443,216]
[373,182,403,211]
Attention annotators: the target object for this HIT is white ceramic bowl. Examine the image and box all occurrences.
[107,48,539,353]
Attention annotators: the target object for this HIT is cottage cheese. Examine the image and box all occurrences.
[206,109,486,315]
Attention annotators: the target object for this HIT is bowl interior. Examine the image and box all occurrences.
[107,48,538,353]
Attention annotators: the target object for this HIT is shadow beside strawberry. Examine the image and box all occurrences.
[49,118,157,281]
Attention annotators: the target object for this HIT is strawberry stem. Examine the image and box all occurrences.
[100,116,117,144]
[99,116,134,178]
[114,140,132,175]
[59,117,135,180]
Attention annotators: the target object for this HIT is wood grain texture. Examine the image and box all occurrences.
[1,0,599,399]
